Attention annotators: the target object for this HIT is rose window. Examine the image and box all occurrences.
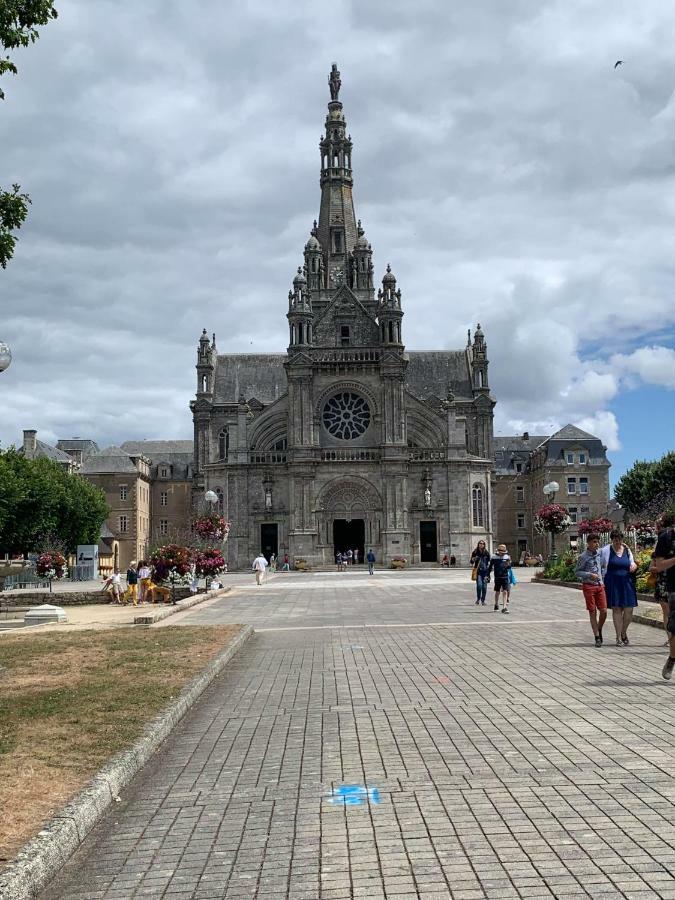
[322,392,371,440]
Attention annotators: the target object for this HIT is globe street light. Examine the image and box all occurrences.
[204,489,218,508]
[0,342,11,373]
[543,481,561,560]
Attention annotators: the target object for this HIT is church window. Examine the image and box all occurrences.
[219,427,229,460]
[388,322,394,343]
[340,325,351,347]
[322,392,371,440]
[333,230,343,253]
[472,484,484,528]
[201,375,208,392]
[311,257,317,272]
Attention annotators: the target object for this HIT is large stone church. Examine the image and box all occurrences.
[191,65,496,569]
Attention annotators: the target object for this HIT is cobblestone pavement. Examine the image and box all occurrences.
[43,573,675,900]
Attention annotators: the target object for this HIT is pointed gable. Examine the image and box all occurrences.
[312,285,380,345]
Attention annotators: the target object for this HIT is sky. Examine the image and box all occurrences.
[1,0,674,488]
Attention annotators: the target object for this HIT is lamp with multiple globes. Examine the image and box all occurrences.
[0,342,11,373]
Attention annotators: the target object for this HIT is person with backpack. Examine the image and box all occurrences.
[487,544,512,613]
[652,513,675,679]
[470,540,491,606]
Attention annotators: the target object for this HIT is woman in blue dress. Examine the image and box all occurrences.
[600,530,638,646]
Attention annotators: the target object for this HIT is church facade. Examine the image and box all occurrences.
[191,65,496,569]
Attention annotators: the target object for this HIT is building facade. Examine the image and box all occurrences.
[493,425,612,558]
[191,65,496,569]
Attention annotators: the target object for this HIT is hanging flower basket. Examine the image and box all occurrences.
[633,521,657,546]
[577,517,613,536]
[35,550,68,581]
[192,514,230,541]
[534,504,572,535]
[193,547,227,579]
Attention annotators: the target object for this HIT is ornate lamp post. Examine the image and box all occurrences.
[543,480,560,560]
[204,489,218,511]
[0,341,12,373]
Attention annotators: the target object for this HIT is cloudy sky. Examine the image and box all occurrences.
[2,0,674,484]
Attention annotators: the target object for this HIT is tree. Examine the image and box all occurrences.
[0,0,58,266]
[0,448,109,554]
[614,460,657,515]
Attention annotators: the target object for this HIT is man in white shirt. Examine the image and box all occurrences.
[252,553,269,586]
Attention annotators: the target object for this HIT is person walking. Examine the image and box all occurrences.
[575,533,607,647]
[125,561,139,607]
[137,560,151,603]
[346,548,353,566]
[252,552,268,586]
[652,514,675,679]
[336,551,343,571]
[487,544,512,613]
[282,554,290,571]
[470,540,491,606]
[366,548,376,575]
[269,553,277,573]
[104,568,124,604]
[353,548,359,566]
[600,530,637,646]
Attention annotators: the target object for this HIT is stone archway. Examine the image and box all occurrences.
[316,477,382,559]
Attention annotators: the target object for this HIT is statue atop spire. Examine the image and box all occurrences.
[329,63,341,101]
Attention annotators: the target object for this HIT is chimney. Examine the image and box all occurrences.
[23,429,37,458]
[523,431,529,442]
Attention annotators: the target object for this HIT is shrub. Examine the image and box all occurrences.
[543,551,577,582]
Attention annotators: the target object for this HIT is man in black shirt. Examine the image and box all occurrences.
[652,513,675,679]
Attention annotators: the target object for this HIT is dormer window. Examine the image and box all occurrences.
[566,452,574,465]
[340,325,351,347]
[579,452,587,464]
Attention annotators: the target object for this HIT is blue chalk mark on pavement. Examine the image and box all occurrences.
[328,784,381,806]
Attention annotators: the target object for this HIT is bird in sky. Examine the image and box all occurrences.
[614,60,624,69]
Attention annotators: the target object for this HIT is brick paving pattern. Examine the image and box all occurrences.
[43,572,675,899]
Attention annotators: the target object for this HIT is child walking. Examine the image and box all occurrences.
[487,544,512,613]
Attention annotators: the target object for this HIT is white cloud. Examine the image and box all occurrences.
[1,0,674,457]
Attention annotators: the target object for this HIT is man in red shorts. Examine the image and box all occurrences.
[575,533,607,647]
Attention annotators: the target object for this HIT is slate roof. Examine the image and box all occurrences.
[32,440,73,463]
[81,446,138,475]
[120,441,194,479]
[550,424,599,442]
[214,354,287,404]
[55,438,99,456]
[213,350,475,404]
[493,434,548,475]
[405,352,474,401]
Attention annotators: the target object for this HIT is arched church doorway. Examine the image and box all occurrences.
[333,518,365,563]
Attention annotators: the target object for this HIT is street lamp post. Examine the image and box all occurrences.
[203,490,219,591]
[543,480,560,561]
[0,342,12,373]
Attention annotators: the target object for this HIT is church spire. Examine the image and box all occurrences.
[317,62,358,287]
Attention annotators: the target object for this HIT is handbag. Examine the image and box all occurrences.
[508,568,517,586]
[471,566,478,582]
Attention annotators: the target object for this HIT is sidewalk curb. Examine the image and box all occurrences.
[133,586,232,625]
[534,578,664,630]
[0,624,254,900]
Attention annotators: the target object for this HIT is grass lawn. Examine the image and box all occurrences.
[0,625,243,863]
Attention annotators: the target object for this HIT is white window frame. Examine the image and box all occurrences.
[160,491,168,507]
[579,477,589,495]
[516,485,524,503]
[579,452,587,465]
[120,485,127,501]
[567,477,576,495]
[566,452,574,465]
[568,507,578,524]
[472,484,484,528]
[119,515,128,533]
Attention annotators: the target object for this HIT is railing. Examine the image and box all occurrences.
[248,451,288,465]
[408,449,447,462]
[312,349,382,364]
[321,449,381,462]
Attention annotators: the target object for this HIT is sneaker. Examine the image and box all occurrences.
[598,627,603,644]
[616,638,623,647]
[622,636,630,646]
[494,605,499,611]
[475,599,480,605]
[481,600,486,605]
[501,607,509,614]
[662,657,674,680]
[594,636,602,648]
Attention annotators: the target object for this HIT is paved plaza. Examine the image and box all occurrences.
[43,571,675,900]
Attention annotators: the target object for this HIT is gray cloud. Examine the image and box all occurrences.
[2,0,674,457]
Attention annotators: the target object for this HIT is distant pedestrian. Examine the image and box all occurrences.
[441,553,450,567]
[353,548,359,566]
[600,530,637,646]
[189,564,199,595]
[269,553,277,573]
[450,555,456,567]
[366,548,376,575]
[282,554,290,571]
[470,540,491,606]
[137,560,151,602]
[487,544,511,613]
[125,561,139,606]
[575,533,607,647]
[252,552,268,586]
[652,514,675,679]
[346,549,353,566]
